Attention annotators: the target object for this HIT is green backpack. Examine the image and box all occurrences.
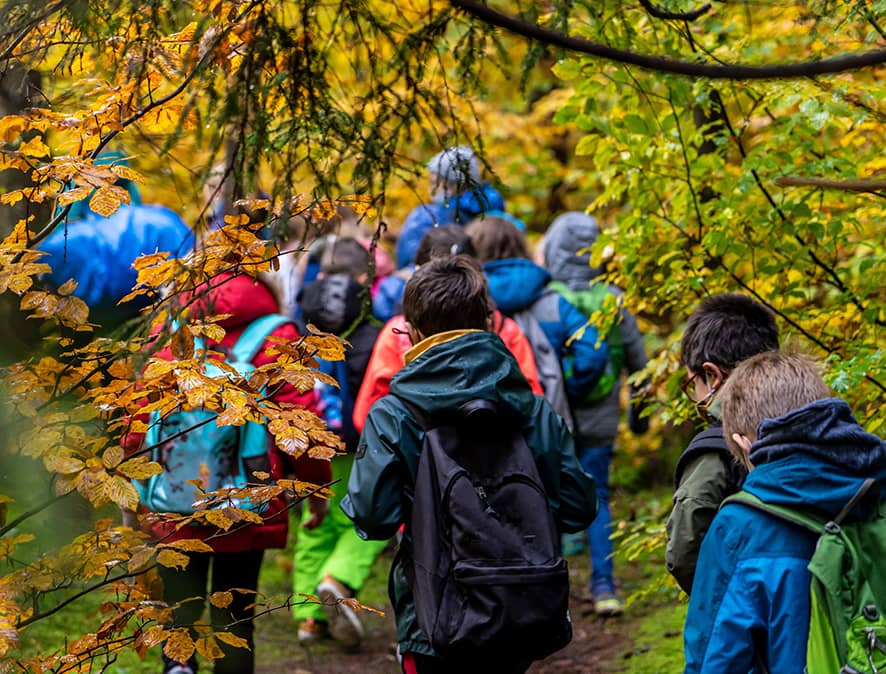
[549,281,625,403]
[725,478,886,674]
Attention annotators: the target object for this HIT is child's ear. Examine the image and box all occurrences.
[731,433,755,470]
[405,321,422,346]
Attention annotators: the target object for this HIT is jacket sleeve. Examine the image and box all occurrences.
[666,453,732,594]
[558,296,609,402]
[529,399,597,533]
[498,316,544,396]
[683,513,761,674]
[352,320,405,433]
[341,396,413,540]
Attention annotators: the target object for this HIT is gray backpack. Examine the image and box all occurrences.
[512,304,574,430]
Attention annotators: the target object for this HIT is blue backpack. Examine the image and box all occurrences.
[136,314,292,514]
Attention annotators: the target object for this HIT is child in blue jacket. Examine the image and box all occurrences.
[683,351,885,673]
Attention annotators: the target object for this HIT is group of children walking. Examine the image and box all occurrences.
[109,145,884,674]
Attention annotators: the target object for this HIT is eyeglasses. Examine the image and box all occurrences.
[681,371,702,403]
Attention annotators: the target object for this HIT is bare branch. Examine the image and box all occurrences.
[449,0,886,79]
[775,175,886,192]
[639,0,712,22]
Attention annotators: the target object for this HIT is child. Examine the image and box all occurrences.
[342,256,597,673]
[395,146,504,269]
[353,225,543,433]
[666,293,779,594]
[292,237,387,648]
[542,211,650,615]
[682,352,885,673]
[467,214,609,428]
[122,272,331,674]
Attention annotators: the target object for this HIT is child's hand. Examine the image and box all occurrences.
[303,495,329,530]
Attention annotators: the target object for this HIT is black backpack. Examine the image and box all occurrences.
[401,397,572,663]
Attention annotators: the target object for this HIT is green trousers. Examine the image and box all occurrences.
[292,455,388,621]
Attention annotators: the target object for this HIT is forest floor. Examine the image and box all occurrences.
[14,490,687,673]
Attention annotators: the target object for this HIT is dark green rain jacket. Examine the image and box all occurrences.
[341,330,597,657]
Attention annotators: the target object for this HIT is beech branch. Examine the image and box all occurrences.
[775,176,886,192]
[638,0,712,22]
[449,0,886,79]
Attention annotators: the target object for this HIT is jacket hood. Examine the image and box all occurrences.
[483,258,551,313]
[745,398,886,518]
[542,211,602,290]
[389,331,537,418]
[299,274,364,334]
[437,182,503,222]
[184,273,279,330]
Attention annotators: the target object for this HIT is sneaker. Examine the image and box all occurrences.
[316,575,364,649]
[297,617,329,641]
[593,589,625,617]
[165,667,195,674]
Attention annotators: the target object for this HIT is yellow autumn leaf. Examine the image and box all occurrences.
[163,539,214,553]
[88,184,130,217]
[163,629,196,664]
[208,591,233,608]
[43,453,85,474]
[57,186,92,206]
[110,164,145,183]
[156,549,190,570]
[0,115,28,142]
[127,546,154,572]
[17,136,50,158]
[104,475,139,511]
[203,509,233,530]
[215,631,250,651]
[116,457,163,480]
[56,278,79,296]
[102,446,124,469]
[195,636,225,660]
[171,325,195,360]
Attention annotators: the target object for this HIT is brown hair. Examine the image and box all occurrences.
[720,351,831,460]
[465,215,530,263]
[402,256,491,338]
[415,225,476,266]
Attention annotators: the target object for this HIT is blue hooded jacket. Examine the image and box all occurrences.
[39,204,193,321]
[483,258,608,403]
[683,398,886,674]
[395,183,504,269]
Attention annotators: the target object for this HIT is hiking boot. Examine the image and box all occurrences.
[316,575,364,649]
[593,589,625,617]
[297,617,329,642]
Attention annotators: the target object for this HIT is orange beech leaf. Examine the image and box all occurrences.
[164,629,196,664]
[104,475,140,511]
[156,549,190,570]
[196,635,226,660]
[102,446,124,469]
[208,591,233,608]
[116,457,163,480]
[88,184,129,217]
[163,539,214,553]
[215,631,250,651]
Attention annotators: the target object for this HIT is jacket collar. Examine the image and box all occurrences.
[403,329,482,365]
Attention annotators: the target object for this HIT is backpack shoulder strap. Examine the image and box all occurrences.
[231,314,293,363]
[723,491,825,535]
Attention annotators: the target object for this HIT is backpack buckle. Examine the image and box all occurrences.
[824,521,842,535]
[863,605,880,622]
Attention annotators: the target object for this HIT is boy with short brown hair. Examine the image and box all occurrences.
[682,351,885,674]
[343,256,597,673]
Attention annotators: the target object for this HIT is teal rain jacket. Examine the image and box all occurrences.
[341,330,597,656]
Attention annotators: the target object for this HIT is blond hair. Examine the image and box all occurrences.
[720,352,831,460]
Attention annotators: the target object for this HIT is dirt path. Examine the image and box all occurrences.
[255,575,630,674]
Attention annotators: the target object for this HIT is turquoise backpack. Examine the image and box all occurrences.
[725,478,886,674]
[136,314,292,514]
